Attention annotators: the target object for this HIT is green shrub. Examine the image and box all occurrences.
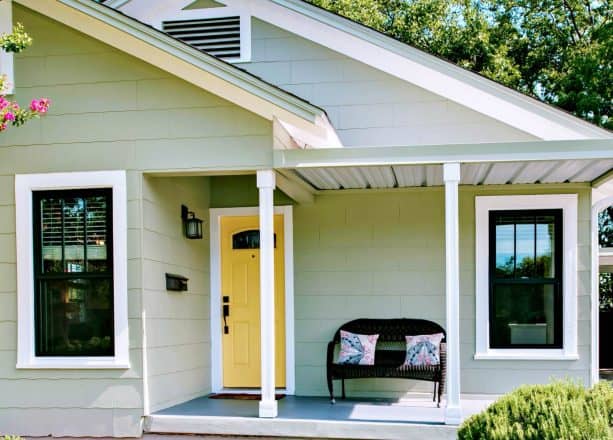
[458,381,613,440]
[2,436,23,440]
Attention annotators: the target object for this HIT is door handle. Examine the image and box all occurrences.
[223,302,230,334]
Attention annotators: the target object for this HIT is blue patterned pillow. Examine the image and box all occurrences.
[404,333,444,366]
[336,330,379,365]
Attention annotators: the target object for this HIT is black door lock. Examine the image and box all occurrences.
[223,303,230,334]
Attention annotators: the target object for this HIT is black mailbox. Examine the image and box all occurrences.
[166,273,188,292]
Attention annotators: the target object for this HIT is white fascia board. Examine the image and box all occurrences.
[15,0,327,135]
[273,139,613,168]
[248,0,611,140]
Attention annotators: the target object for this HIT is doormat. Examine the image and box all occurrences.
[209,393,286,400]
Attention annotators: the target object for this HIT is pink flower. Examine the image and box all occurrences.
[3,112,14,122]
[0,123,6,132]
[30,98,50,114]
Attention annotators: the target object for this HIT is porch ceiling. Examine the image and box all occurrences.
[293,159,613,190]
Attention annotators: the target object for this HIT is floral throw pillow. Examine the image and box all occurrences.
[404,333,444,367]
[336,330,379,365]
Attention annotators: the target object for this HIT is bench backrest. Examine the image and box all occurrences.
[331,318,446,344]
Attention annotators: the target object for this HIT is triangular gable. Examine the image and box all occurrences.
[116,0,611,141]
[13,0,339,145]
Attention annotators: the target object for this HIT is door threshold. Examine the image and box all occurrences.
[215,388,290,395]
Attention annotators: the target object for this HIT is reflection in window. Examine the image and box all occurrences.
[34,189,114,357]
[232,229,276,249]
[489,210,562,348]
[494,213,556,279]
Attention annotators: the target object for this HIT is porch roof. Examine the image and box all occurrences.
[273,139,613,190]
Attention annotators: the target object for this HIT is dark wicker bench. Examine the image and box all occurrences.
[326,318,446,406]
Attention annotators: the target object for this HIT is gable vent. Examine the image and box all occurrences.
[163,16,241,59]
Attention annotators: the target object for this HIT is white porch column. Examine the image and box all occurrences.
[257,169,278,418]
[443,163,462,425]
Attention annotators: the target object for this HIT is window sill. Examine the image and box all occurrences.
[474,351,579,361]
[17,357,130,370]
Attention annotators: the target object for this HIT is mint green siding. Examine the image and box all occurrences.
[0,3,595,437]
[243,19,537,147]
[142,176,211,412]
[0,7,273,175]
[210,175,293,207]
[0,5,272,437]
[209,177,592,396]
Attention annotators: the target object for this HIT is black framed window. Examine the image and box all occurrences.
[489,209,563,348]
[33,189,114,357]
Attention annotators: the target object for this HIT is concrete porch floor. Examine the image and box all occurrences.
[145,394,494,439]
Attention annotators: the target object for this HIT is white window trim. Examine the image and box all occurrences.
[209,206,295,395]
[0,0,15,95]
[15,171,130,369]
[154,6,252,63]
[474,194,578,361]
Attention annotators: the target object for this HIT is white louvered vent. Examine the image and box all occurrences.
[163,16,241,59]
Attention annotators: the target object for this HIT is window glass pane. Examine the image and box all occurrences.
[232,230,276,249]
[63,197,85,273]
[41,197,63,273]
[36,278,114,356]
[536,215,556,278]
[491,284,556,347]
[515,219,535,278]
[495,222,515,278]
[86,196,109,272]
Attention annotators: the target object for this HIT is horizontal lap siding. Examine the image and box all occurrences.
[294,190,446,396]
[0,168,145,437]
[142,176,211,413]
[290,186,591,397]
[0,5,272,436]
[458,186,593,392]
[0,7,273,172]
[243,19,537,147]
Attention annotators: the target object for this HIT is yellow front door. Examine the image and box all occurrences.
[220,215,286,388]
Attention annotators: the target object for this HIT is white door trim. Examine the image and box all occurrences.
[209,206,295,394]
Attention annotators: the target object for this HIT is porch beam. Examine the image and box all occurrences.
[443,163,462,425]
[273,139,613,169]
[275,170,315,204]
[257,169,278,418]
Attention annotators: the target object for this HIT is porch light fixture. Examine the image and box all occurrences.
[181,204,203,239]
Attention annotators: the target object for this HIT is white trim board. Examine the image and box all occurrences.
[209,206,295,394]
[14,171,130,369]
[474,194,578,361]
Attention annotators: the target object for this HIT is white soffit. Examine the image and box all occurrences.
[294,159,613,190]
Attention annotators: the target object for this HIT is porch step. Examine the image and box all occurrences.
[145,414,458,440]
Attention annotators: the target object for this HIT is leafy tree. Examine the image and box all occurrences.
[309,0,612,128]
[0,21,50,132]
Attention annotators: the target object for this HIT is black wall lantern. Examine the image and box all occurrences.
[181,204,203,239]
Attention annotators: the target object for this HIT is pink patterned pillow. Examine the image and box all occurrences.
[337,330,379,365]
[404,333,444,366]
